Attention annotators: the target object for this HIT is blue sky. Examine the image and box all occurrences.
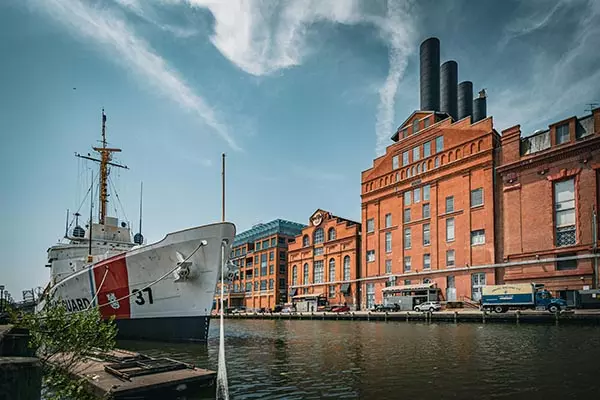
[1,0,599,296]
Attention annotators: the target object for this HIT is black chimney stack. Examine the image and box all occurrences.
[420,37,440,112]
[440,60,458,120]
[472,89,487,122]
[457,81,473,120]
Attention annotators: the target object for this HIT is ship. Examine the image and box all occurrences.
[37,110,235,342]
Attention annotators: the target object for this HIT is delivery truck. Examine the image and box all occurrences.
[480,283,567,313]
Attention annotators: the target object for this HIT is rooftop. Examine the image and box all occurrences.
[233,219,306,247]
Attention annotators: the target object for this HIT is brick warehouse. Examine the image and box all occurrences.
[498,107,600,306]
[287,210,361,310]
[215,219,305,311]
[360,36,600,310]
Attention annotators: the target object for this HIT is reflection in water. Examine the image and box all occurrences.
[119,320,600,399]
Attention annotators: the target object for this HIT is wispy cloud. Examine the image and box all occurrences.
[113,0,198,38]
[29,0,239,150]
[292,165,345,182]
[171,0,415,156]
[491,0,600,134]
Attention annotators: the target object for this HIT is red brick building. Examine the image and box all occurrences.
[288,210,361,310]
[497,107,600,305]
[214,219,305,312]
[360,37,501,310]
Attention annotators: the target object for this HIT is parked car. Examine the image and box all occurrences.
[414,301,441,312]
[372,303,401,312]
[230,306,246,314]
[330,305,350,313]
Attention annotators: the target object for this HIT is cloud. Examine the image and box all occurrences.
[175,0,415,155]
[113,0,198,38]
[292,165,345,182]
[491,0,600,134]
[30,0,239,150]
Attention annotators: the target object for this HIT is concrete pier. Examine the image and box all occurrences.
[215,309,600,325]
[0,325,42,400]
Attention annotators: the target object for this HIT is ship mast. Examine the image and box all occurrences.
[75,109,128,225]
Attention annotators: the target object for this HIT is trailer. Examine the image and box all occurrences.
[481,283,567,313]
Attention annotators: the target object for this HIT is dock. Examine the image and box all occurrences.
[49,348,216,399]
[215,309,600,325]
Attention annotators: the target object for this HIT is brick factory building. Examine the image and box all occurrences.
[215,219,305,312]
[360,37,502,310]
[288,210,361,311]
[498,107,600,306]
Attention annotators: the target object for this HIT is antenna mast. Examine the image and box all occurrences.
[75,109,128,225]
[221,153,226,222]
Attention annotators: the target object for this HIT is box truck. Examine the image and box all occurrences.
[481,283,567,313]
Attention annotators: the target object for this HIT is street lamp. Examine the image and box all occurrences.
[0,285,4,313]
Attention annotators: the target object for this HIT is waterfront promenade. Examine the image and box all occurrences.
[214,309,600,325]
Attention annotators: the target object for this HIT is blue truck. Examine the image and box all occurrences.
[480,283,567,313]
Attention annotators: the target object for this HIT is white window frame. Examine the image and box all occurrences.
[446,250,455,267]
[404,256,411,272]
[385,232,392,253]
[367,250,375,263]
[367,218,375,233]
[392,155,399,170]
[385,213,392,228]
[423,254,431,270]
[446,217,455,242]
[471,229,485,246]
[471,188,484,208]
[404,227,411,249]
[423,223,430,246]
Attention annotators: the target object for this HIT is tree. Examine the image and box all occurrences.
[11,299,117,400]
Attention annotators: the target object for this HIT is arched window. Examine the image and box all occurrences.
[302,235,310,247]
[395,172,399,182]
[434,157,440,168]
[303,263,309,285]
[292,265,298,286]
[329,258,336,282]
[411,166,415,176]
[416,164,421,174]
[470,143,475,154]
[343,256,351,281]
[328,227,336,241]
[313,228,324,244]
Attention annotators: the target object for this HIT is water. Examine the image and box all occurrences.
[119,320,600,399]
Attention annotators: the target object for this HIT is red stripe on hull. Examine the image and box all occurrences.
[93,255,131,320]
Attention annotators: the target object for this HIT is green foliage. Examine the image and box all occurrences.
[12,299,117,400]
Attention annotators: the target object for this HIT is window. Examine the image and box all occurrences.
[269,279,274,290]
[471,188,483,207]
[278,237,286,246]
[446,196,454,213]
[413,146,420,161]
[434,157,440,168]
[385,259,392,274]
[471,229,485,246]
[262,240,269,249]
[402,151,409,166]
[279,251,286,260]
[423,185,430,201]
[385,213,392,228]
[235,248,241,257]
[292,265,298,285]
[303,263,309,284]
[404,191,412,206]
[279,278,286,289]
[404,256,411,272]
[328,228,336,241]
[404,227,411,249]
[385,232,392,253]
[404,208,411,223]
[329,259,336,282]
[260,280,267,291]
[246,282,252,292]
[303,235,310,247]
[256,241,261,250]
[471,272,486,302]
[314,228,324,244]
[392,155,399,169]
[367,250,375,262]
[556,253,577,270]
[329,285,336,298]
[556,123,569,145]
[422,162,428,173]
[446,218,455,241]
[424,117,431,128]
[313,260,324,283]
[269,251,274,261]
[413,119,419,133]
[279,264,286,274]
[424,141,431,157]
[404,279,411,285]
[366,283,375,309]
[271,238,276,247]
[314,247,323,256]
[423,204,430,219]
[367,218,375,233]
[555,178,576,246]
[423,224,430,246]
[446,250,455,267]
[414,188,421,203]
[242,247,246,255]
[261,254,267,276]
[417,164,422,174]
[424,254,431,269]
[343,256,351,280]
[269,264,274,275]
[255,281,259,291]
[435,136,444,153]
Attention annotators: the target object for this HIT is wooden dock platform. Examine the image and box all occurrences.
[49,348,216,399]
[215,309,600,325]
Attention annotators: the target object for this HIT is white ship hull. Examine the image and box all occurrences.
[39,222,235,342]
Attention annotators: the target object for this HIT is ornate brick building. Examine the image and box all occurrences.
[498,107,600,305]
[288,210,361,310]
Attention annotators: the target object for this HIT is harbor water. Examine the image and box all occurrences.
[119,319,600,399]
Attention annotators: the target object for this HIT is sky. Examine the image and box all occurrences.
[1,0,599,297]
